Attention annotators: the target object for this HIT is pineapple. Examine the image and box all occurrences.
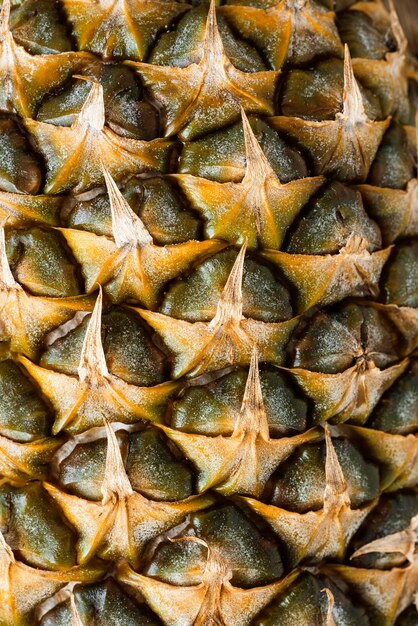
[0,0,417,623]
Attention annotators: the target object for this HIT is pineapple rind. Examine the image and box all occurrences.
[0,0,416,624]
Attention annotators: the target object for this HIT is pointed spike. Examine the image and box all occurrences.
[101,420,133,504]
[340,233,370,255]
[323,424,351,513]
[70,592,84,626]
[415,110,418,165]
[169,536,209,550]
[203,0,224,62]
[388,0,408,55]
[285,0,307,9]
[242,348,264,415]
[77,287,108,382]
[350,513,418,564]
[0,530,14,565]
[0,0,11,40]
[0,531,13,609]
[73,76,105,131]
[168,537,229,581]
[103,166,152,248]
[342,45,366,122]
[321,588,336,626]
[169,536,211,567]
[97,0,115,8]
[0,224,19,289]
[241,108,277,182]
[210,242,246,327]
[202,543,229,581]
[237,347,269,437]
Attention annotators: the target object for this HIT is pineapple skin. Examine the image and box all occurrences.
[0,0,417,624]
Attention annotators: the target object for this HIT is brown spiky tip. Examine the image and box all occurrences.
[202,0,225,64]
[202,545,230,583]
[0,529,14,566]
[241,108,277,183]
[94,0,115,8]
[340,233,371,256]
[321,588,336,626]
[415,111,418,163]
[77,287,108,382]
[169,535,209,550]
[169,535,230,581]
[69,591,84,626]
[323,425,351,514]
[388,0,408,55]
[101,419,133,504]
[342,45,366,123]
[0,0,11,40]
[210,241,247,328]
[236,347,269,438]
[72,76,105,132]
[351,513,418,564]
[0,223,19,290]
[102,165,152,248]
[285,0,308,8]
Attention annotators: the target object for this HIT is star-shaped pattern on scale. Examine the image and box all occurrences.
[0,224,94,359]
[221,0,343,69]
[20,288,178,434]
[326,549,418,624]
[0,0,87,117]
[126,0,279,140]
[0,531,105,626]
[173,110,324,249]
[270,46,390,182]
[135,243,299,379]
[59,167,225,307]
[356,112,418,246]
[243,425,376,568]
[352,1,413,122]
[62,0,188,61]
[263,233,392,312]
[161,349,317,497]
[287,355,408,425]
[25,77,173,193]
[44,421,214,566]
[118,537,297,626]
[338,424,418,493]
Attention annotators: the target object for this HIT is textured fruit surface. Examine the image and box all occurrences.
[0,0,417,624]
